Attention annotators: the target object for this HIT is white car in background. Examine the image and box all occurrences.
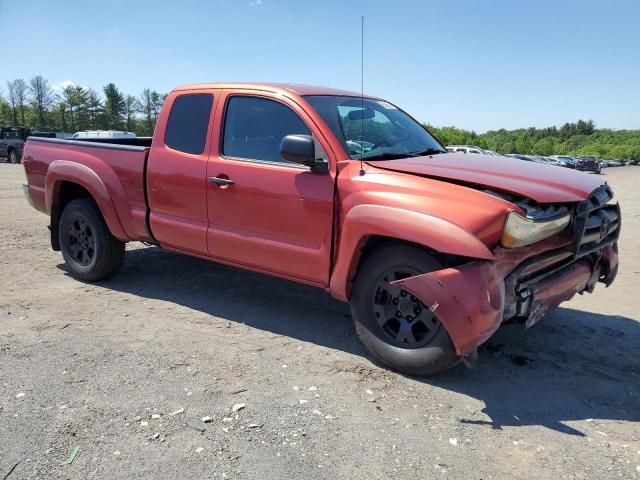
[549,155,577,168]
[446,145,503,156]
[71,130,137,140]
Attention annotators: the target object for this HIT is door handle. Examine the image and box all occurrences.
[209,176,235,186]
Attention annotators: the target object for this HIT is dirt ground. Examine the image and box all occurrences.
[1,163,639,480]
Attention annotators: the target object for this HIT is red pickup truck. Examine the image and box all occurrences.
[22,83,620,375]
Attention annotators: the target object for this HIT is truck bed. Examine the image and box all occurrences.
[22,136,152,242]
[70,137,154,148]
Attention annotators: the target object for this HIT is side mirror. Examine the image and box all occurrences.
[280,134,329,173]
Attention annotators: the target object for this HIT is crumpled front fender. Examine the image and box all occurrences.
[392,262,505,356]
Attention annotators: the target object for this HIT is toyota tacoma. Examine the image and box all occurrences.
[21,83,620,375]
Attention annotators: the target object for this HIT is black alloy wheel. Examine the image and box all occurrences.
[59,198,125,281]
[351,243,460,376]
[371,266,441,349]
[66,217,96,266]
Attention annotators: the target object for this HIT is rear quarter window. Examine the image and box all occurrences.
[165,94,213,155]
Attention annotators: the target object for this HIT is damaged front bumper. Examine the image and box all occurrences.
[392,242,619,357]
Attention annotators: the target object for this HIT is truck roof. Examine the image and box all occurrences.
[173,82,370,98]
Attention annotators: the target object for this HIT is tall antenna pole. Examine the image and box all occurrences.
[360,15,365,173]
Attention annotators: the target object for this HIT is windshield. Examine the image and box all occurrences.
[304,95,445,160]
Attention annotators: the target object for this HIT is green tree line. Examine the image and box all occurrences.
[425,120,640,161]
[0,75,166,136]
[1,75,638,160]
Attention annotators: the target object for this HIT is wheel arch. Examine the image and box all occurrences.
[46,161,128,250]
[329,204,495,301]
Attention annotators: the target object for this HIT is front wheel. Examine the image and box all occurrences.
[351,244,460,376]
[59,198,125,281]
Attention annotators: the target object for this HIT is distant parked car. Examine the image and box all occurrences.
[604,160,623,167]
[56,132,75,140]
[445,145,504,156]
[483,149,503,157]
[577,156,601,174]
[446,145,486,155]
[549,155,577,169]
[533,156,553,164]
[504,154,534,162]
[0,126,56,164]
[523,155,547,164]
[504,155,564,167]
[539,156,569,167]
[71,130,137,140]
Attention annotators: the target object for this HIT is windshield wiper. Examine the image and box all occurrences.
[410,148,446,156]
[362,152,414,161]
[362,148,446,161]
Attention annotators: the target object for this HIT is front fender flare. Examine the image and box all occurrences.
[392,262,504,355]
[329,204,495,301]
[45,160,128,240]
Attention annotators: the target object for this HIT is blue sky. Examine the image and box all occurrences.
[0,0,638,132]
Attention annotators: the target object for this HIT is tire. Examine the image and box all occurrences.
[59,198,125,281]
[351,243,460,376]
[8,149,19,164]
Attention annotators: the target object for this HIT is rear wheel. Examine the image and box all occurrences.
[59,198,125,281]
[8,149,19,164]
[351,244,460,376]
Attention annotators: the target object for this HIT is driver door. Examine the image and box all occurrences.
[205,91,335,286]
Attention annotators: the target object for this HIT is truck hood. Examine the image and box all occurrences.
[367,153,605,203]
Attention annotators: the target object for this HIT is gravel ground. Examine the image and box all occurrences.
[1,163,639,480]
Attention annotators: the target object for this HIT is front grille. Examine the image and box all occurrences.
[571,184,620,257]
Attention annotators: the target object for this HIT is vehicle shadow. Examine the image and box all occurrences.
[429,307,640,436]
[61,245,362,356]
[59,245,640,436]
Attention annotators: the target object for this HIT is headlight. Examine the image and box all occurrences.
[501,211,571,248]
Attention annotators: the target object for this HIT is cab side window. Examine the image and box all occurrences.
[223,96,311,163]
[165,94,213,155]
